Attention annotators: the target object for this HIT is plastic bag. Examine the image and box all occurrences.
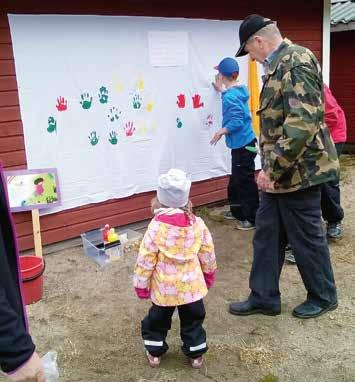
[42,351,59,382]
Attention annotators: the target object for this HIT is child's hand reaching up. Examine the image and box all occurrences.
[210,128,228,145]
[135,288,150,299]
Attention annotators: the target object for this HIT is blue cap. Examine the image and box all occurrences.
[214,57,239,76]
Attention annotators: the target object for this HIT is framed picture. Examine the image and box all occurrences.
[4,168,61,212]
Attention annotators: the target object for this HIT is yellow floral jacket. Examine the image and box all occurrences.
[133,210,217,306]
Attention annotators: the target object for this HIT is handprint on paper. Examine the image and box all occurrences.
[124,121,136,137]
[88,131,99,146]
[132,94,142,109]
[176,94,186,109]
[80,93,93,110]
[107,107,121,122]
[176,118,183,129]
[47,116,57,133]
[146,100,154,112]
[192,94,204,109]
[136,77,145,91]
[98,86,109,104]
[108,131,118,145]
[56,96,67,111]
[137,121,148,135]
[205,113,213,128]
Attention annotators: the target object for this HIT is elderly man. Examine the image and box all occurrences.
[0,164,45,382]
[229,15,339,318]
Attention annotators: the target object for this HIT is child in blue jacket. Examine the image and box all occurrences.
[211,57,259,229]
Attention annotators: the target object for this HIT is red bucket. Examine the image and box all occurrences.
[19,256,45,305]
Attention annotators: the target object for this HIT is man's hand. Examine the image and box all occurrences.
[8,352,45,382]
[210,128,228,145]
[256,170,275,191]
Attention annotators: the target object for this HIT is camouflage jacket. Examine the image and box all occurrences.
[257,38,339,193]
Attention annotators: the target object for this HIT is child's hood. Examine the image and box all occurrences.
[152,212,203,262]
[233,84,249,102]
[224,84,249,103]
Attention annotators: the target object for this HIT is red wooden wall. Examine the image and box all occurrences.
[0,0,324,251]
[330,30,355,144]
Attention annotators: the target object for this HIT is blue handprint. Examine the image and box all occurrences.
[47,116,57,133]
[80,92,93,109]
[98,86,109,104]
[108,131,118,145]
[132,94,142,109]
[88,131,99,146]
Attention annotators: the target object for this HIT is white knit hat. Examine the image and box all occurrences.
[157,169,191,208]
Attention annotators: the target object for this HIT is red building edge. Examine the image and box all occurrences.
[0,0,324,251]
[330,30,355,145]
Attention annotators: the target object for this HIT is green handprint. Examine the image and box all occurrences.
[109,131,118,145]
[176,117,183,129]
[88,131,99,146]
[80,92,93,109]
[47,116,57,133]
[98,86,109,104]
[132,94,142,109]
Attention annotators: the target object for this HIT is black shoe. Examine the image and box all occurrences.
[292,301,338,319]
[327,222,343,241]
[229,299,281,316]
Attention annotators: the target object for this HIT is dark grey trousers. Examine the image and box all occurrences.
[249,186,337,309]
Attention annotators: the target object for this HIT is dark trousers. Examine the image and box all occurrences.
[250,186,337,309]
[229,139,259,224]
[141,299,207,358]
[321,142,344,224]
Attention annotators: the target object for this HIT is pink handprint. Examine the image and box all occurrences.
[124,121,136,137]
[205,113,213,127]
[192,94,204,109]
[56,96,67,111]
[176,94,186,108]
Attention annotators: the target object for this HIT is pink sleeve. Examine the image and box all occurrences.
[203,270,216,289]
[135,287,150,299]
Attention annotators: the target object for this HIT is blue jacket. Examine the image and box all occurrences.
[221,85,255,149]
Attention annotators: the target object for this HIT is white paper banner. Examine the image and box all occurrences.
[9,15,259,214]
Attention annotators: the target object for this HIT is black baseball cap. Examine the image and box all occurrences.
[235,14,275,57]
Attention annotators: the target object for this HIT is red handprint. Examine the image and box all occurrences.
[176,94,186,108]
[124,121,136,137]
[56,96,67,111]
[192,94,204,109]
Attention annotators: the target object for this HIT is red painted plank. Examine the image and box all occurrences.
[0,60,15,75]
[0,106,21,122]
[0,76,18,91]
[0,44,13,59]
[0,150,26,167]
[0,135,24,153]
[0,28,11,43]
[0,90,19,106]
[0,17,8,28]
[0,120,23,136]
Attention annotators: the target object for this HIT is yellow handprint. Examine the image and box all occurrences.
[113,76,124,93]
[137,121,148,135]
[146,100,154,112]
[136,76,145,91]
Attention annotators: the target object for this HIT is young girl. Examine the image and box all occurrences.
[133,169,217,369]
[211,57,259,230]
